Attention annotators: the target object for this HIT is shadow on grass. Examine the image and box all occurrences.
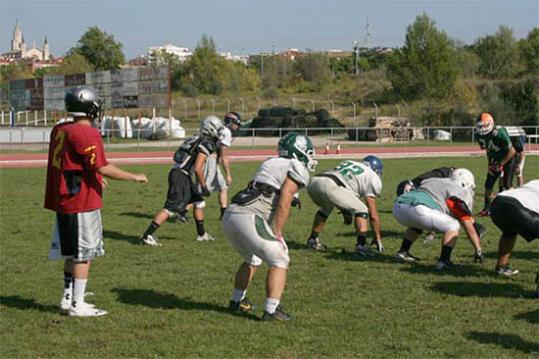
[429,281,530,298]
[399,262,492,277]
[0,295,59,313]
[483,250,539,261]
[120,211,155,220]
[514,309,539,324]
[466,331,539,354]
[113,288,259,321]
[323,250,396,263]
[103,229,140,244]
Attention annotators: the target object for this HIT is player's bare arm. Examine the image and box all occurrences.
[194,152,209,189]
[366,196,382,241]
[98,164,148,183]
[273,177,300,237]
[220,145,232,185]
[461,218,483,256]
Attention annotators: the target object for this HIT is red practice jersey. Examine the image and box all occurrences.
[44,122,109,213]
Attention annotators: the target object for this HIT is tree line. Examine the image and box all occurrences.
[1,14,537,126]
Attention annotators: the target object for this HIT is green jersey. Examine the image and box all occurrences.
[476,127,512,163]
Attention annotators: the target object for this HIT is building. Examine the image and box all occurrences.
[1,19,51,62]
[148,43,192,63]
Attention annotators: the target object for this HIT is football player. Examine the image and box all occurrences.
[392,169,484,270]
[490,180,538,287]
[306,156,384,256]
[45,86,148,317]
[223,132,316,321]
[193,112,241,241]
[396,166,486,242]
[499,132,526,189]
[139,116,223,246]
[475,112,517,216]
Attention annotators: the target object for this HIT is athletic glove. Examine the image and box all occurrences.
[474,250,485,264]
[340,211,353,225]
[488,162,503,175]
[371,238,385,252]
[291,197,302,210]
[200,186,211,197]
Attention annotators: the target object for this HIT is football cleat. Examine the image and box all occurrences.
[68,301,107,317]
[59,293,71,311]
[261,305,292,322]
[196,233,215,242]
[228,298,254,313]
[355,244,374,258]
[139,235,162,247]
[495,265,519,277]
[435,259,457,271]
[394,251,420,263]
[307,237,326,251]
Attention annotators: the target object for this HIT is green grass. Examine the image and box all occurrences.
[1,157,538,358]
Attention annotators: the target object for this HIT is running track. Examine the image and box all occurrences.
[2,144,537,169]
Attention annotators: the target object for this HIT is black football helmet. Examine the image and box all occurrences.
[65,86,102,119]
[396,179,415,196]
[224,111,241,128]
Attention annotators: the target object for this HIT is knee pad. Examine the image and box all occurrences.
[317,210,329,219]
[355,212,368,219]
[194,201,206,209]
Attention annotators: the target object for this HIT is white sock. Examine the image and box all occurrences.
[232,289,246,303]
[72,278,88,306]
[264,297,280,314]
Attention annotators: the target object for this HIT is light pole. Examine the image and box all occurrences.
[353,41,359,76]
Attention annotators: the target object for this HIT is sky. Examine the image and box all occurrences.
[1,0,538,59]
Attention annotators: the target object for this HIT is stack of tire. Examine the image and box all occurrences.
[240,107,344,137]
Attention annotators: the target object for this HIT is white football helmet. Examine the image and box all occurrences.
[450,168,475,192]
[200,116,224,139]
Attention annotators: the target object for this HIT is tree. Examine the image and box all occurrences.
[387,13,458,100]
[473,26,518,78]
[70,26,125,71]
[0,63,32,84]
[294,53,331,90]
[183,35,226,94]
[519,28,539,74]
[53,53,94,75]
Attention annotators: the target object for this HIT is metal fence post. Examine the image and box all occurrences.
[251,128,255,149]
[34,111,38,126]
[450,127,453,145]
[44,110,47,126]
[42,130,45,151]
[1,111,3,125]
[25,111,28,125]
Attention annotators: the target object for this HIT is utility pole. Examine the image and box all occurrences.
[353,41,359,76]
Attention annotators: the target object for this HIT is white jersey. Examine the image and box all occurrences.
[218,126,233,148]
[254,157,310,189]
[498,180,539,214]
[229,157,310,219]
[419,178,474,215]
[326,160,382,198]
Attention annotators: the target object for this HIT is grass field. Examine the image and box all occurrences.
[1,157,538,358]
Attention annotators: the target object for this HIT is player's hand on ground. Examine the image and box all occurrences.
[200,186,211,197]
[474,250,485,264]
[371,238,385,252]
[133,174,148,183]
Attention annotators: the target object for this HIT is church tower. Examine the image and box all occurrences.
[11,19,23,52]
[43,36,50,60]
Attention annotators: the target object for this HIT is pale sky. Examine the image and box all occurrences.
[1,0,538,59]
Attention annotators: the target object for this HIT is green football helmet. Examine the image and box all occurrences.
[278,132,317,171]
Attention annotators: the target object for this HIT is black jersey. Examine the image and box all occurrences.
[173,135,218,174]
[411,167,454,188]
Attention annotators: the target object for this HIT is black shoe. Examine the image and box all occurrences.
[435,259,456,270]
[261,305,292,322]
[228,299,254,313]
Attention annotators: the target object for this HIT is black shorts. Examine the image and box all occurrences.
[163,168,202,214]
[485,158,516,191]
[490,195,539,242]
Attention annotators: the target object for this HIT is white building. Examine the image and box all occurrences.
[2,19,51,61]
[148,43,192,63]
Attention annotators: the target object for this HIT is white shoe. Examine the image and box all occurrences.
[196,233,215,241]
[59,292,95,311]
[68,301,107,317]
[140,234,162,247]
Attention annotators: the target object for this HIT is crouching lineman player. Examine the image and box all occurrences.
[139,117,223,246]
[306,156,384,255]
[194,112,241,241]
[490,180,539,297]
[45,86,148,317]
[222,132,316,321]
[396,166,486,242]
[392,169,484,270]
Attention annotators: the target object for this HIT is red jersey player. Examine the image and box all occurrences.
[45,86,147,317]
